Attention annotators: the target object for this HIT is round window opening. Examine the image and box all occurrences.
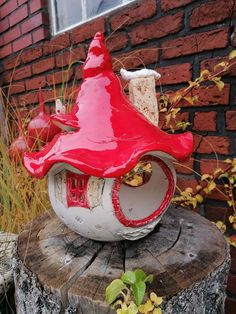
[112,156,175,227]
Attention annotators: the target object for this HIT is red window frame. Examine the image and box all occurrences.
[66,171,90,208]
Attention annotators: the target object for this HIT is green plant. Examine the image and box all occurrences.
[0,90,50,233]
[105,269,163,314]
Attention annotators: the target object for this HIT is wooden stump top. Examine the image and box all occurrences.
[17,206,227,309]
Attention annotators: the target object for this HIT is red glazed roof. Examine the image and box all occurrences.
[23,32,193,179]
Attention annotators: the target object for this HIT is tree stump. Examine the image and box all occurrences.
[14,206,230,314]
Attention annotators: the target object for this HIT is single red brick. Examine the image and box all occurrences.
[161,0,191,12]
[29,0,45,14]
[21,46,42,63]
[0,17,9,33]
[46,68,73,85]
[43,33,70,54]
[204,205,233,227]
[3,55,21,70]
[3,25,21,44]
[12,65,31,81]
[194,135,230,155]
[227,273,236,295]
[112,47,159,72]
[12,34,32,52]
[226,111,236,130]
[56,46,86,67]
[41,89,54,103]
[21,12,46,34]
[190,0,236,28]
[174,159,194,175]
[0,44,12,59]
[0,0,17,18]
[199,158,230,175]
[201,56,236,77]
[32,57,55,74]
[193,111,217,131]
[25,75,46,90]
[156,63,191,85]
[130,12,183,46]
[162,28,229,59]
[18,91,38,105]
[32,27,48,43]
[8,81,25,94]
[106,32,128,52]
[225,297,236,314]
[180,84,230,107]
[110,0,157,30]
[9,5,28,27]
[70,18,105,44]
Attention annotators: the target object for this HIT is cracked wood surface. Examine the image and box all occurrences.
[14,206,229,313]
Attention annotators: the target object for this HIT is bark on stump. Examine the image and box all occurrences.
[14,206,230,314]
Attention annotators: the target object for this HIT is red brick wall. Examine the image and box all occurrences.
[0,0,236,310]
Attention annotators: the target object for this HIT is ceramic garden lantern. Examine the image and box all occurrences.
[23,33,193,241]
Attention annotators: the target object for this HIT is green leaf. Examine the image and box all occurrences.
[131,281,146,306]
[134,269,147,282]
[144,274,154,284]
[121,271,136,285]
[105,279,126,305]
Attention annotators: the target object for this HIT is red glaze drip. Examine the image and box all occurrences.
[28,90,60,144]
[9,116,34,162]
[23,32,193,179]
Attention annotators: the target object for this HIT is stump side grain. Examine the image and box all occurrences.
[14,206,230,313]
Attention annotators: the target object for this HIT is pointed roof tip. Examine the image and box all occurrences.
[83,32,112,78]
[94,32,104,40]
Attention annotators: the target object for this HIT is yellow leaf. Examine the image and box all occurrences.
[229,50,236,59]
[227,200,233,207]
[138,300,154,314]
[215,221,226,233]
[196,185,202,191]
[171,93,182,103]
[150,293,163,305]
[229,215,235,223]
[233,223,236,231]
[214,61,229,72]
[183,96,194,105]
[185,187,193,194]
[201,174,212,181]
[117,304,128,314]
[207,181,216,192]
[231,165,236,173]
[214,168,223,176]
[170,108,181,118]
[204,181,216,193]
[224,158,232,164]
[165,114,172,126]
[153,308,162,314]
[195,194,203,203]
[200,69,211,78]
[214,79,224,91]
